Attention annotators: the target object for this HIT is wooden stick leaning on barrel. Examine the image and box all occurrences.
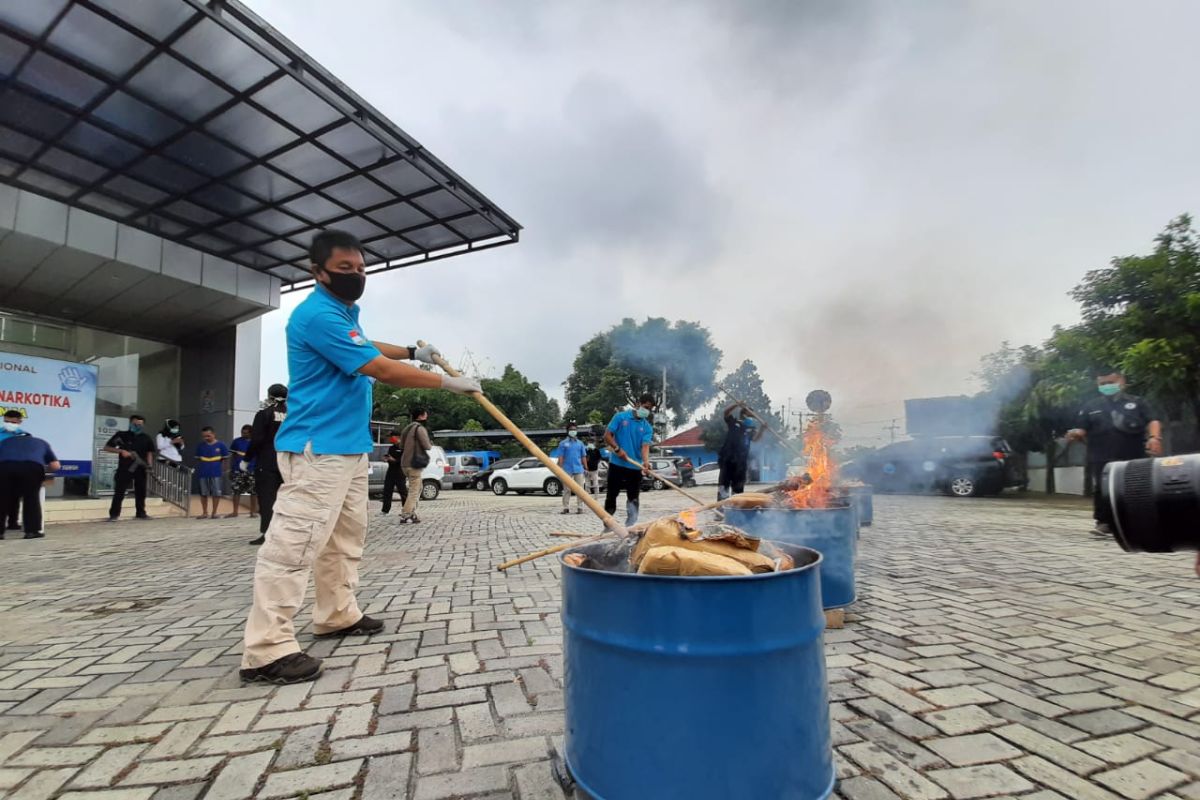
[416,342,629,567]
[716,385,805,461]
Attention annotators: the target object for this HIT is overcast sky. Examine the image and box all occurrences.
[249,0,1200,444]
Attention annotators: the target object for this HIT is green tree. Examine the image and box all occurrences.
[564,317,722,426]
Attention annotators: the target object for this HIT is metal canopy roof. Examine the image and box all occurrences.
[0,0,521,291]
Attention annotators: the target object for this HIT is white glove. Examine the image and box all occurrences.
[414,343,441,364]
[238,461,248,473]
[441,374,481,395]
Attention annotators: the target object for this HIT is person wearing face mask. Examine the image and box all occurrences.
[0,409,60,538]
[103,413,156,522]
[1066,367,1162,537]
[0,410,23,531]
[156,419,185,467]
[717,403,765,501]
[556,422,588,514]
[603,395,657,527]
[379,428,408,515]
[239,229,480,686]
[584,438,603,496]
[245,384,288,545]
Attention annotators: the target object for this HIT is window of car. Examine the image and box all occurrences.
[517,458,539,469]
[696,462,718,473]
[460,456,482,467]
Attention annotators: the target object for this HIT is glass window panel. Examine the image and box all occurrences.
[189,183,259,216]
[0,0,69,37]
[89,0,194,40]
[370,159,436,195]
[78,192,137,218]
[105,174,169,205]
[323,174,392,209]
[366,201,430,231]
[256,239,306,261]
[164,130,249,176]
[412,188,470,218]
[0,156,19,177]
[405,224,462,250]
[94,91,182,145]
[281,193,345,224]
[448,214,502,240]
[205,101,295,157]
[245,206,306,233]
[48,5,152,77]
[18,51,106,108]
[126,53,231,121]
[225,164,301,202]
[251,75,341,133]
[0,126,41,158]
[138,213,186,237]
[165,199,221,226]
[0,92,74,140]
[19,167,76,198]
[370,236,421,259]
[227,249,272,269]
[38,147,108,183]
[269,142,348,187]
[60,121,140,167]
[171,19,276,92]
[188,231,236,253]
[333,216,384,241]
[317,123,385,167]
[216,220,268,246]
[0,32,29,78]
[127,154,207,194]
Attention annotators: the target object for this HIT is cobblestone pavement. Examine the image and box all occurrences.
[0,489,1197,800]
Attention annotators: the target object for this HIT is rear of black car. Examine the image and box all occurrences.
[844,436,1021,497]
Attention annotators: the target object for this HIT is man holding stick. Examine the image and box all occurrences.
[239,230,479,685]
[603,395,656,528]
[718,402,765,500]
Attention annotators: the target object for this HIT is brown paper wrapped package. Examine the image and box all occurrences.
[630,519,776,573]
[637,546,752,576]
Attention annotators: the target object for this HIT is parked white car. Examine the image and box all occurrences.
[489,457,564,496]
[368,445,449,501]
[693,461,721,486]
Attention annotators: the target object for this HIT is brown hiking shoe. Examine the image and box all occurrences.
[239,652,322,685]
[315,614,385,638]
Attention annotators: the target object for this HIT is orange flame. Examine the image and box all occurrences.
[786,418,839,509]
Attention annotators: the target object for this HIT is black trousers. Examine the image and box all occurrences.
[255,467,283,535]
[380,465,408,513]
[717,458,748,499]
[1089,462,1113,525]
[4,485,17,528]
[110,466,147,518]
[604,464,643,525]
[0,462,44,534]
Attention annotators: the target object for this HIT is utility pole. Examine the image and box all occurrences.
[883,418,901,442]
[660,366,669,438]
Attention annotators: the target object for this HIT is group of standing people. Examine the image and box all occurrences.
[379,407,432,522]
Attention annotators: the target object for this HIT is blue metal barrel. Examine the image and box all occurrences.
[846,486,873,527]
[724,507,857,609]
[561,541,834,800]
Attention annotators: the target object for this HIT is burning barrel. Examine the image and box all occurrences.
[723,506,858,609]
[844,484,873,527]
[560,541,835,800]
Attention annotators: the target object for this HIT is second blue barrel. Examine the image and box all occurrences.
[561,541,834,800]
[724,506,858,609]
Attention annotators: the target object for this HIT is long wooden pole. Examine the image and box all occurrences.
[417,343,629,556]
[625,456,707,505]
[717,385,805,460]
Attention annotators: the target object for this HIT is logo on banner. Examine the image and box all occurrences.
[59,366,89,392]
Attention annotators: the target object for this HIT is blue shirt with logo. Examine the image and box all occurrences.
[275,284,382,455]
[0,431,57,466]
[195,441,229,478]
[558,437,587,473]
[606,409,653,470]
[231,436,256,472]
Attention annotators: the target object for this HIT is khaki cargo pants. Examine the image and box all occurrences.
[242,446,369,668]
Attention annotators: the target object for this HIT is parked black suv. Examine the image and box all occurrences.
[842,436,1022,497]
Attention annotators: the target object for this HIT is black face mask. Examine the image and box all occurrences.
[322,270,365,302]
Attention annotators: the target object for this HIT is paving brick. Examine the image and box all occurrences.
[922,704,1004,736]
[329,730,412,761]
[78,724,171,745]
[208,699,266,734]
[259,760,363,799]
[191,731,281,755]
[456,702,499,740]
[838,775,903,800]
[414,687,486,710]
[274,724,328,769]
[925,733,1022,766]
[1075,732,1164,765]
[9,768,81,800]
[60,790,156,800]
[204,750,276,800]
[413,766,508,800]
[1012,755,1124,800]
[0,768,35,790]
[146,718,211,758]
[462,736,548,768]
[121,757,222,785]
[253,709,334,731]
[361,753,412,800]
[841,743,949,800]
[917,686,997,708]
[927,763,1034,798]
[417,725,459,774]
[1094,759,1189,800]
[70,744,149,788]
[1063,709,1146,736]
[331,703,373,739]
[9,745,103,767]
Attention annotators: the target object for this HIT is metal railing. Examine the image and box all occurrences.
[151,460,193,516]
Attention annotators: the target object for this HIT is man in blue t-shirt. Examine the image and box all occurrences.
[240,229,480,686]
[556,422,588,515]
[0,409,60,538]
[603,394,656,527]
[194,426,230,519]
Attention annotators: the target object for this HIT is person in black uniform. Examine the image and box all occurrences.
[103,414,156,521]
[245,384,288,545]
[717,403,765,500]
[584,439,604,495]
[379,429,408,514]
[1066,367,1162,536]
